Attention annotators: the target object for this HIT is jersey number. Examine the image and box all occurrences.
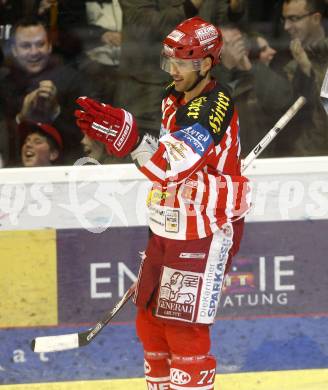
[197,369,216,384]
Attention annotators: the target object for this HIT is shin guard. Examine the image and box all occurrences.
[170,354,216,390]
[144,351,170,390]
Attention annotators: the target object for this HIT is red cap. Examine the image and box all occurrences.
[19,120,63,150]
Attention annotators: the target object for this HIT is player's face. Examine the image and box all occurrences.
[282,0,318,44]
[21,132,56,167]
[12,25,52,74]
[168,60,200,92]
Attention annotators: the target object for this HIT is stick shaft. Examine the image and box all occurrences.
[82,284,135,343]
[242,96,306,171]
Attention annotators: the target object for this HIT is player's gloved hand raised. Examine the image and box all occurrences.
[75,97,139,158]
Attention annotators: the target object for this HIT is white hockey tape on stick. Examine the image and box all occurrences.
[242,96,306,171]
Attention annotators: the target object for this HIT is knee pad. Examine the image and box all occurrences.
[170,354,216,389]
[144,351,170,389]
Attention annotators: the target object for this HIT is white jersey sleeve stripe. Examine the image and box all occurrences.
[143,160,166,181]
[225,174,235,220]
[206,174,219,234]
[217,125,232,172]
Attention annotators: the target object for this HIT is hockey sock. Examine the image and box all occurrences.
[170,354,216,390]
[144,351,171,390]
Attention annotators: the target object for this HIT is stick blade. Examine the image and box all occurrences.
[31,333,79,353]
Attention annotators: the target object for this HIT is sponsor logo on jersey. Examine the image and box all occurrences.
[209,91,230,134]
[165,210,179,233]
[156,267,202,322]
[179,252,206,259]
[195,25,218,45]
[170,368,191,385]
[184,178,198,188]
[147,189,170,206]
[186,96,207,119]
[163,139,187,161]
[178,124,212,155]
[207,237,231,318]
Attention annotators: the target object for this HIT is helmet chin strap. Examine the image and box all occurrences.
[185,70,209,92]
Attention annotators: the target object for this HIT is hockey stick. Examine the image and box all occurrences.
[31,284,135,353]
[320,67,328,115]
[242,96,306,171]
[31,96,306,354]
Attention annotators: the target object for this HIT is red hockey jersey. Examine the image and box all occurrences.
[139,80,251,240]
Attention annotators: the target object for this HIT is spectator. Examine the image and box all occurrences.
[200,0,247,25]
[36,0,87,65]
[272,0,328,156]
[19,119,62,167]
[115,0,206,139]
[81,134,128,164]
[214,24,293,157]
[248,33,277,65]
[0,0,36,62]
[36,1,122,102]
[0,17,90,166]
[78,0,123,103]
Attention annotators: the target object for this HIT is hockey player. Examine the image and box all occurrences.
[75,16,251,390]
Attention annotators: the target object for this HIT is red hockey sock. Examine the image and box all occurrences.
[170,354,216,390]
[144,351,171,390]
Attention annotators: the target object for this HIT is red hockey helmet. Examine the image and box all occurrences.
[161,17,223,73]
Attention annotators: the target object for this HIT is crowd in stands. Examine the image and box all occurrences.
[0,0,327,168]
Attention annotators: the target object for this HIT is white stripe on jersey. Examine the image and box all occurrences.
[206,174,218,234]
[225,175,234,220]
[144,160,166,181]
[177,185,187,238]
[195,172,206,237]
[166,110,176,130]
[217,125,232,172]
[197,228,233,324]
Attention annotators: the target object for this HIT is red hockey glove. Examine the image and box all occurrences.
[75,97,139,158]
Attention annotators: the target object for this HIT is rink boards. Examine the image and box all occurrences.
[0,157,328,387]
